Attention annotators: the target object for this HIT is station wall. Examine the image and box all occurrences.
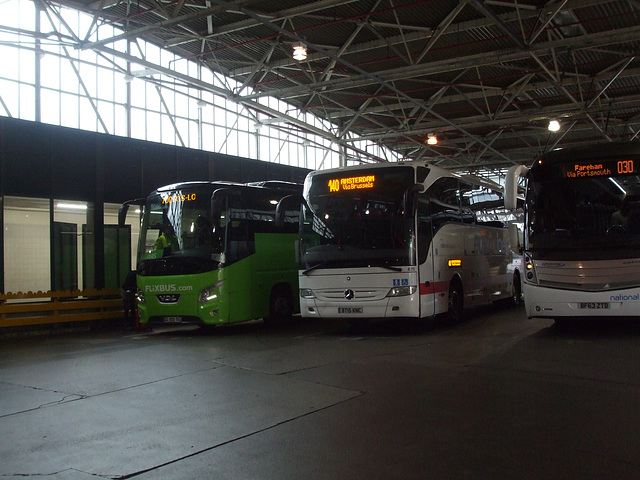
[0,116,311,294]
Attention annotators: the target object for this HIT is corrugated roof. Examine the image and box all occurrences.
[45,0,640,168]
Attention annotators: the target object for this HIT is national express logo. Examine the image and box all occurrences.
[610,293,640,302]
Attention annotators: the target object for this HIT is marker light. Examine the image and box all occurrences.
[525,256,537,283]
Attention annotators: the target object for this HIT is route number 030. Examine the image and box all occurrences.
[618,160,634,174]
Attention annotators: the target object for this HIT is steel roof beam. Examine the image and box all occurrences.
[240,25,640,103]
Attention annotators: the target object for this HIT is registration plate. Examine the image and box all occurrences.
[163,316,183,323]
[579,302,610,309]
[338,307,363,314]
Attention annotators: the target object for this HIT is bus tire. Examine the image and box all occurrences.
[264,285,293,327]
[447,278,464,323]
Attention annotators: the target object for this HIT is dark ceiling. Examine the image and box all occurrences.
[53,0,640,170]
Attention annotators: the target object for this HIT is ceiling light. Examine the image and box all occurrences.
[548,120,560,132]
[427,134,438,145]
[56,203,87,210]
[293,43,307,61]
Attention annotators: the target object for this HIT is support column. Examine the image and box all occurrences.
[34,2,41,122]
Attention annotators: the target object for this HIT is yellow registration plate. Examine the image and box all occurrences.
[578,303,609,309]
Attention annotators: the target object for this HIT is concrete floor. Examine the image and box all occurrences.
[2,305,640,479]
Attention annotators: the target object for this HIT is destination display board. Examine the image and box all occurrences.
[560,159,636,179]
[161,192,197,204]
[327,175,376,192]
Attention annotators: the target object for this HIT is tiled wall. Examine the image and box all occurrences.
[3,199,139,294]
[4,209,51,294]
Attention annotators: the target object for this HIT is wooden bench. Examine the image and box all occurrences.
[0,289,124,328]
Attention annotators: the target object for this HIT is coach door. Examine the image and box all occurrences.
[417,195,436,318]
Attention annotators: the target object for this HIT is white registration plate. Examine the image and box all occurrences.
[338,307,363,314]
[163,316,183,323]
[579,302,609,309]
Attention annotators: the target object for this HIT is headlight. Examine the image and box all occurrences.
[386,285,417,297]
[136,289,146,304]
[198,280,225,303]
[300,288,315,299]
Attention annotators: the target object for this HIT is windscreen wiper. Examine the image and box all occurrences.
[368,263,402,272]
[303,260,403,275]
[302,261,329,275]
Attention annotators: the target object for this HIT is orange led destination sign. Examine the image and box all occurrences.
[562,159,635,179]
[161,193,197,204]
[328,175,376,192]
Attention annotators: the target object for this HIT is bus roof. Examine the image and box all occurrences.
[154,181,240,193]
[305,160,429,175]
[152,180,302,196]
[245,180,303,191]
[303,160,451,182]
[533,141,640,167]
[303,160,501,192]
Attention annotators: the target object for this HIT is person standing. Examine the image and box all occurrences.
[121,269,137,330]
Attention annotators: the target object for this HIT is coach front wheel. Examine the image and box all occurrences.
[447,279,464,323]
[264,285,293,327]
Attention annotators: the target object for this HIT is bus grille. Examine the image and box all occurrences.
[315,288,388,302]
[534,258,640,291]
[157,294,180,303]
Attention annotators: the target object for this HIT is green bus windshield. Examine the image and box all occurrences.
[138,184,225,276]
[138,183,301,276]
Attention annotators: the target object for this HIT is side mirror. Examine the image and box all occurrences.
[508,223,522,253]
[275,194,303,227]
[118,198,145,227]
[403,184,424,217]
[504,165,528,210]
[118,205,129,228]
[211,188,240,225]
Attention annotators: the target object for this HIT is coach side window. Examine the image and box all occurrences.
[426,177,461,231]
[458,181,476,224]
[417,195,432,264]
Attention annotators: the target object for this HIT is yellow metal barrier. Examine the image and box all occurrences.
[0,289,124,328]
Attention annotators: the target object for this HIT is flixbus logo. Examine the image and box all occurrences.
[610,293,640,301]
[145,284,194,293]
[146,284,177,293]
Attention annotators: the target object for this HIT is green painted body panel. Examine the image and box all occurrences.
[137,233,299,325]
